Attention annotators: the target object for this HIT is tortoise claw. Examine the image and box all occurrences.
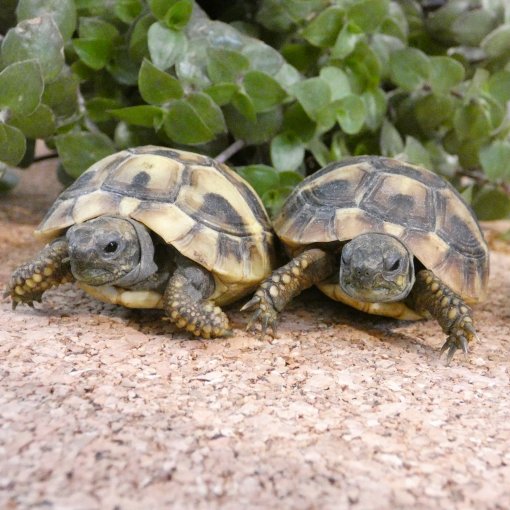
[245,307,261,332]
[240,295,260,313]
[242,291,279,339]
[440,334,470,366]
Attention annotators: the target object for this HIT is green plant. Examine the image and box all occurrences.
[1,0,510,219]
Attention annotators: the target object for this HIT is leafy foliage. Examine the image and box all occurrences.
[1,0,510,220]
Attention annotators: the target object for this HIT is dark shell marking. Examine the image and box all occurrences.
[275,156,488,301]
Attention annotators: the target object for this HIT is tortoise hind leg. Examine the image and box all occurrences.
[5,237,74,309]
[241,248,336,336]
[406,269,478,364]
[163,256,230,339]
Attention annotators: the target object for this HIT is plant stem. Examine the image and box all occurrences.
[456,168,510,196]
[33,153,58,163]
[215,139,245,164]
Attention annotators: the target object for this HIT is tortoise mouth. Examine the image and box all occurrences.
[70,264,117,286]
[340,274,412,303]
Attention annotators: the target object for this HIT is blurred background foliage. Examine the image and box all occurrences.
[1,0,510,219]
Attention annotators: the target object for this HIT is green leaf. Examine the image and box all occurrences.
[149,0,173,19]
[0,163,20,192]
[429,56,465,95]
[164,0,192,30]
[380,10,407,41]
[282,102,316,143]
[148,22,187,70]
[108,45,140,86]
[139,58,183,105]
[0,123,26,166]
[451,9,496,46]
[481,23,510,60]
[389,48,430,92]
[302,7,344,48]
[472,188,510,220]
[42,69,79,117]
[236,164,279,197]
[8,103,56,138]
[380,119,403,157]
[415,94,454,133]
[483,95,505,130]
[345,41,381,91]
[204,83,238,106]
[335,94,366,134]
[164,101,214,144]
[362,88,387,131]
[332,20,364,59]
[79,17,119,41]
[187,93,226,135]
[281,43,320,73]
[271,132,305,171]
[348,0,389,32]
[73,38,113,70]
[243,71,287,112]
[1,15,64,82]
[453,100,491,141]
[319,67,351,101]
[16,0,77,41]
[224,106,282,145]
[109,105,164,128]
[232,91,257,122]
[129,13,153,62]
[86,97,122,122]
[114,0,143,23]
[458,139,483,168]
[292,78,331,121]
[279,171,303,188]
[487,70,510,106]
[55,132,116,178]
[206,48,250,84]
[307,138,330,167]
[479,141,510,182]
[403,136,432,169]
[0,60,43,116]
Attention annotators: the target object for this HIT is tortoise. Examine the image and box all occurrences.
[243,156,489,362]
[6,145,275,338]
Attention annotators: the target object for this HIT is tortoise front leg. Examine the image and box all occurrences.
[406,269,478,364]
[163,256,230,339]
[5,237,74,309]
[241,248,336,336]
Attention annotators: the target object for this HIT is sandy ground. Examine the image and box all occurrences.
[1,157,510,510]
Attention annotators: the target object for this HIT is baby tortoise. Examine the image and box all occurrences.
[243,156,489,363]
[6,145,275,338]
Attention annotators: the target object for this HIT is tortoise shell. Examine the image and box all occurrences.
[274,156,489,303]
[36,146,275,303]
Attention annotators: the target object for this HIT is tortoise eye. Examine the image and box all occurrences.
[388,260,400,271]
[104,241,118,253]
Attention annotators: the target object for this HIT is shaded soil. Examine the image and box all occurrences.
[1,157,510,510]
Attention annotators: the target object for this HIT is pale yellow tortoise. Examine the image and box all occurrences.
[244,156,489,363]
[6,146,275,338]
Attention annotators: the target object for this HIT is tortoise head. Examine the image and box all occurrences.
[339,233,415,303]
[66,216,157,287]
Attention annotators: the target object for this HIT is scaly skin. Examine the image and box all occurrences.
[163,262,230,339]
[5,238,74,309]
[242,248,336,336]
[406,269,478,364]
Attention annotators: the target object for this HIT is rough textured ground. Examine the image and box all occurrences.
[1,156,510,510]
